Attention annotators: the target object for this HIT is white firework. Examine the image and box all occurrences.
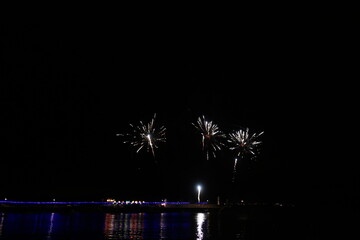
[117,113,166,158]
[192,115,226,160]
[227,128,264,182]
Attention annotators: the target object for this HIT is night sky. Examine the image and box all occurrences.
[0,19,357,216]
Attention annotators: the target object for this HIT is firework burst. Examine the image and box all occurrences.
[116,113,166,158]
[227,127,264,182]
[192,115,226,160]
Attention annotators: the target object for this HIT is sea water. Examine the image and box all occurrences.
[0,210,299,239]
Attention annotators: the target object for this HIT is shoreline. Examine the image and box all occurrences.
[0,202,219,213]
[0,202,295,218]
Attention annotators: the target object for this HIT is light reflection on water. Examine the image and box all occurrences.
[0,211,212,240]
[0,213,4,237]
[47,212,55,239]
[196,213,206,240]
[103,212,208,239]
[0,210,296,239]
[104,212,146,239]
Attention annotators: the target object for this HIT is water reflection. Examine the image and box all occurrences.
[0,213,4,238]
[104,213,145,239]
[104,213,115,237]
[196,212,210,240]
[196,213,205,240]
[47,212,55,239]
[160,212,166,239]
[103,212,200,239]
[0,210,296,239]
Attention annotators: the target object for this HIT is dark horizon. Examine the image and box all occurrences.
[0,21,357,215]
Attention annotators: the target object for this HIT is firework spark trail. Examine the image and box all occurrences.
[192,115,226,160]
[116,113,166,158]
[232,157,238,183]
[227,128,264,182]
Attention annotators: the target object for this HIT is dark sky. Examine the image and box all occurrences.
[0,19,357,212]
